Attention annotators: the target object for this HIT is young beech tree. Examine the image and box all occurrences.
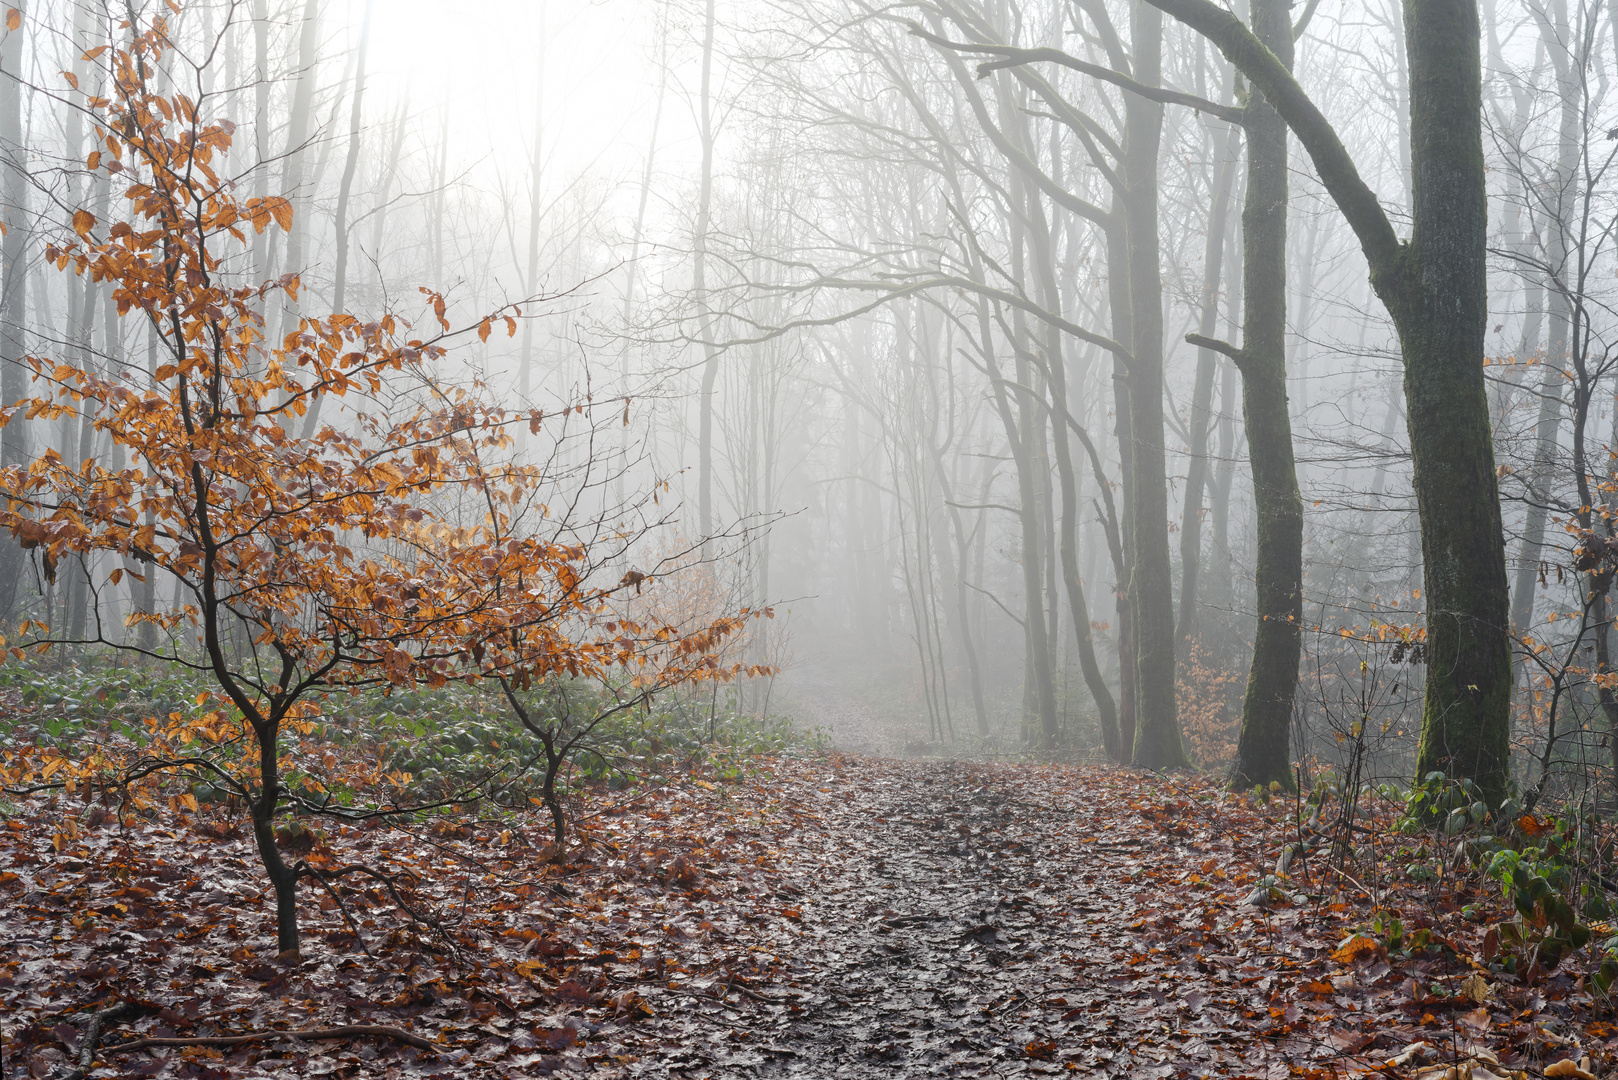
[0,17,765,959]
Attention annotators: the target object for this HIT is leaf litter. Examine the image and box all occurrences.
[3,753,1618,1078]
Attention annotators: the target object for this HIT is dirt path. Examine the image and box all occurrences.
[771,668,928,757]
[750,759,1128,1077]
[9,686,1541,1080]
[627,756,1305,1079]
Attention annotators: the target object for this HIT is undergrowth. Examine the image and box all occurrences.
[0,656,826,828]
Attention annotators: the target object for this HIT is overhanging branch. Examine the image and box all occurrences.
[908,21,1247,125]
[733,274,1133,367]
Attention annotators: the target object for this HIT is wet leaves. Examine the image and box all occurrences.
[3,755,1617,1077]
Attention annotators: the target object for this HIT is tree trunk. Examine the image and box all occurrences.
[931,448,991,735]
[247,720,300,957]
[1107,216,1138,759]
[1226,0,1303,791]
[519,7,546,411]
[1179,120,1241,653]
[1147,0,1512,805]
[1509,0,1579,640]
[1399,0,1511,804]
[328,0,371,317]
[273,0,320,351]
[250,0,269,287]
[1122,1,1188,769]
[618,8,669,505]
[694,0,720,540]
[300,0,372,442]
[0,2,28,623]
[1024,185,1121,755]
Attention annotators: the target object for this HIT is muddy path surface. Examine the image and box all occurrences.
[629,757,1304,1079]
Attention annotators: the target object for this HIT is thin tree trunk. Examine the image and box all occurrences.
[694,0,720,540]
[0,2,29,622]
[1510,0,1579,639]
[617,7,669,503]
[1122,2,1188,769]
[1178,117,1241,652]
[368,99,408,304]
[1107,214,1138,758]
[1222,0,1303,791]
[932,452,991,735]
[300,0,371,442]
[1024,184,1121,755]
[273,0,320,351]
[519,7,546,410]
[250,0,270,287]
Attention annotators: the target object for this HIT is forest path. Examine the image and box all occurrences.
[772,667,924,757]
[635,756,1325,1079]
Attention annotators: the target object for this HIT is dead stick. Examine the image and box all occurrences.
[103,1024,434,1053]
[1329,863,1377,900]
[61,1001,138,1080]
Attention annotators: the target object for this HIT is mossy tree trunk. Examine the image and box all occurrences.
[1143,0,1512,804]
[1397,0,1510,804]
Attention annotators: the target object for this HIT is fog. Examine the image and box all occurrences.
[4,0,1612,790]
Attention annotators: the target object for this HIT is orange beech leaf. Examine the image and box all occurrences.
[1330,934,1383,965]
[1519,815,1553,837]
[71,209,95,236]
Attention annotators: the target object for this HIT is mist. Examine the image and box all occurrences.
[0,0,1608,795]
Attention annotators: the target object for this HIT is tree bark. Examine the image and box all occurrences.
[932,458,991,736]
[248,723,300,957]
[519,6,546,412]
[0,2,28,623]
[1399,0,1511,803]
[1509,0,1579,641]
[1224,0,1303,791]
[1024,185,1121,755]
[250,0,269,287]
[1121,1,1188,769]
[273,0,320,351]
[1146,0,1512,805]
[1178,117,1241,652]
[300,0,372,442]
[694,0,720,540]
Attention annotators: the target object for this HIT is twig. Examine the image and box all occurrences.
[1329,863,1377,900]
[295,860,375,957]
[296,861,459,959]
[60,1001,140,1080]
[102,1024,433,1054]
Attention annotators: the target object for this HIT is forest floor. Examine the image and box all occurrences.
[3,684,1616,1079]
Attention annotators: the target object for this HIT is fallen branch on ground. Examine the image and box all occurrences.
[61,1001,141,1080]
